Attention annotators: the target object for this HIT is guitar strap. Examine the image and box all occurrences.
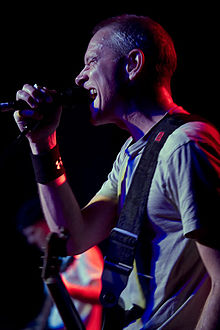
[100,112,204,328]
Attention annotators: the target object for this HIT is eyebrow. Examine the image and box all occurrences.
[84,41,105,64]
[84,52,99,65]
[84,55,93,64]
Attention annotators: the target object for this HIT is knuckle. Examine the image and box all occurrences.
[16,90,22,100]
[13,110,19,120]
[14,110,24,121]
[32,88,41,99]
[22,83,31,90]
[16,89,27,101]
[16,89,37,108]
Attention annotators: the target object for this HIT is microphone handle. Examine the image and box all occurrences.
[0,100,29,112]
[0,87,88,113]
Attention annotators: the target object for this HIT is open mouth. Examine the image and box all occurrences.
[89,88,97,102]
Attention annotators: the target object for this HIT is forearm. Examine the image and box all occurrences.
[29,133,116,254]
[38,175,117,255]
[28,133,101,253]
[13,84,116,254]
[67,285,101,304]
[28,135,87,253]
[195,281,220,330]
[61,277,102,304]
[38,178,91,254]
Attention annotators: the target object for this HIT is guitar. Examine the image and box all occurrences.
[42,228,86,330]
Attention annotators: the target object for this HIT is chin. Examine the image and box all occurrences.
[90,115,109,126]
[89,103,104,125]
[89,101,116,126]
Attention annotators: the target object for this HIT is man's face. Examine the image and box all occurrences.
[22,221,49,251]
[75,27,126,125]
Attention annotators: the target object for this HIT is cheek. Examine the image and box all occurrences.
[95,63,116,86]
[100,76,117,102]
[92,66,122,112]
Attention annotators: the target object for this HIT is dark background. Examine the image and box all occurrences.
[0,1,219,328]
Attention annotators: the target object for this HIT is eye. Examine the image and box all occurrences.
[87,57,98,66]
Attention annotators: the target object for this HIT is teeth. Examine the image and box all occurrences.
[89,88,97,100]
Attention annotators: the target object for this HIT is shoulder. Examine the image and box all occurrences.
[160,119,220,162]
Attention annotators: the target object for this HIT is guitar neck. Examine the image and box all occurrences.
[45,273,85,330]
[42,230,86,330]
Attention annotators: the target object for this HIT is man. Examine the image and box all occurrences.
[17,197,103,330]
[14,14,220,329]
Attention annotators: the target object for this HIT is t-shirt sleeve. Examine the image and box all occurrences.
[164,137,220,241]
[95,159,119,199]
[95,137,132,199]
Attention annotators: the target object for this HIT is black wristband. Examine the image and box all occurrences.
[31,145,65,184]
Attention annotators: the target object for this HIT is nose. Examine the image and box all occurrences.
[75,67,89,87]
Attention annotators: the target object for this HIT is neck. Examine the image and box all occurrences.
[118,86,177,141]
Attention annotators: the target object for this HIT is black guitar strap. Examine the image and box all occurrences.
[100,112,204,327]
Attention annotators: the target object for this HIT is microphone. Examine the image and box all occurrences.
[0,86,88,113]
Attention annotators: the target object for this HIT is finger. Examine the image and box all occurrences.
[16,89,38,108]
[24,84,47,104]
[16,84,52,108]
[23,83,36,95]
[19,109,44,120]
[14,107,43,120]
[39,86,54,103]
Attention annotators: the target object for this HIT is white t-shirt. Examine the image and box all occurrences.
[96,110,220,329]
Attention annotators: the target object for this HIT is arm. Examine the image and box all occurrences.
[195,242,220,330]
[39,179,118,254]
[61,279,102,304]
[14,84,118,254]
[61,246,104,305]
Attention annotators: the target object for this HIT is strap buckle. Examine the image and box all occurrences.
[103,259,133,276]
[100,227,138,308]
[100,259,133,308]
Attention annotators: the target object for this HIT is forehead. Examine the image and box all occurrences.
[84,27,114,61]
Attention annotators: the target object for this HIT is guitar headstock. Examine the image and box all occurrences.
[42,227,69,281]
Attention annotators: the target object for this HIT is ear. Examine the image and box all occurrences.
[125,49,145,80]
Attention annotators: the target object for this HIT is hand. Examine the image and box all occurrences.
[14,84,62,150]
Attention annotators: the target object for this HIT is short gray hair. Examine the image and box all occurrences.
[92,14,177,84]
